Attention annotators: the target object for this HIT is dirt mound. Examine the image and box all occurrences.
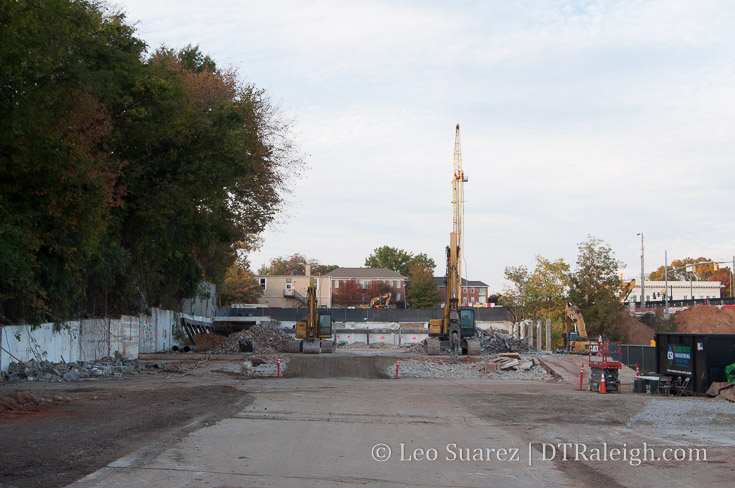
[618,314,656,345]
[191,333,226,351]
[674,305,735,334]
[210,321,292,354]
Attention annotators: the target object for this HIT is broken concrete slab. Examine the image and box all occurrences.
[500,359,519,370]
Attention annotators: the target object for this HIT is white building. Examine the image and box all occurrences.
[625,280,722,302]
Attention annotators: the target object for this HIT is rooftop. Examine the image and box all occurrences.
[326,267,406,279]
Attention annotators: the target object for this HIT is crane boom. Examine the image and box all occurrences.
[452,124,467,304]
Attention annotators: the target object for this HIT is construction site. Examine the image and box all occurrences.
[2,126,735,488]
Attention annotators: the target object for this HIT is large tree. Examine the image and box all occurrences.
[0,0,143,323]
[364,246,435,276]
[406,262,440,308]
[0,3,301,324]
[568,236,624,339]
[525,256,571,323]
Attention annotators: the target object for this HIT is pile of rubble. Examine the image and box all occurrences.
[210,321,291,354]
[390,356,553,380]
[486,352,535,371]
[480,332,535,354]
[0,356,141,382]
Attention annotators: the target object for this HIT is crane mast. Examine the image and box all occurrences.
[427,124,479,362]
[451,123,467,304]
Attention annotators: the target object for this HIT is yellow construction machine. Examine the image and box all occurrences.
[426,124,481,363]
[287,278,334,354]
[563,302,597,354]
[373,292,391,309]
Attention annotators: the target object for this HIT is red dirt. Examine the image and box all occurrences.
[618,314,656,344]
[192,332,226,351]
[674,305,735,334]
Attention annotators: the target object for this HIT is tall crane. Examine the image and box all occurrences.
[427,124,480,363]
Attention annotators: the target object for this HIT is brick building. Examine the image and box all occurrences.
[434,277,490,307]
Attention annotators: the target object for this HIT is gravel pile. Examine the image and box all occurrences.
[391,357,554,380]
[210,321,291,354]
[0,356,141,382]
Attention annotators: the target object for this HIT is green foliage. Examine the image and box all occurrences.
[569,236,624,338]
[0,0,143,323]
[219,260,262,306]
[258,253,338,276]
[498,265,529,323]
[525,256,571,323]
[364,246,435,276]
[407,262,440,308]
[0,2,301,324]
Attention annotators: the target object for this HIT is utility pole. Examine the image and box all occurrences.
[638,233,645,309]
[665,250,668,315]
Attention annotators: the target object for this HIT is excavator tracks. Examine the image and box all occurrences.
[464,338,481,356]
[426,338,441,355]
[302,340,321,354]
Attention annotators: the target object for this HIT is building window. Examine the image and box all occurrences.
[470,287,475,293]
[479,296,486,304]
[259,278,266,289]
[470,297,475,304]
[334,280,339,289]
[479,288,486,296]
[683,295,687,300]
[463,287,467,293]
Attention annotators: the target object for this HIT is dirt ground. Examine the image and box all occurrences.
[0,373,252,488]
[2,352,734,487]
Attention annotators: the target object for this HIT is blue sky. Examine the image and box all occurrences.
[116,0,735,291]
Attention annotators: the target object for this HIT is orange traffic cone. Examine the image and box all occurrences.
[635,363,640,377]
[599,371,607,394]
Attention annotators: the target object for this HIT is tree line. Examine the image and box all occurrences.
[0,1,301,324]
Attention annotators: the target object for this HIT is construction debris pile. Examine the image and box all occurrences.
[480,332,535,354]
[391,355,553,380]
[210,321,291,354]
[1,356,141,382]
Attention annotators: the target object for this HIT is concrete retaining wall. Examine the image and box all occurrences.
[0,308,205,372]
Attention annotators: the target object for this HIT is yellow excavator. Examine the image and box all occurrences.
[372,292,391,309]
[619,279,635,302]
[287,278,334,354]
[563,302,597,354]
[426,124,481,363]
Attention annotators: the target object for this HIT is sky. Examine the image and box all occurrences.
[116,0,735,291]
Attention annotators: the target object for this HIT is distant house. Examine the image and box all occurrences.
[434,277,490,307]
[326,267,407,307]
[255,265,332,308]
